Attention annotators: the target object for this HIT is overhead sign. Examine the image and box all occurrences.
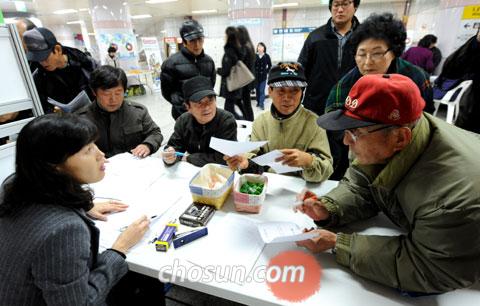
[462,5,480,20]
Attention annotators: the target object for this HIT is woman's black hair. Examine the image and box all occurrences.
[257,42,267,53]
[0,114,98,216]
[225,26,241,50]
[418,34,437,48]
[349,13,406,57]
[107,46,117,53]
[237,26,256,64]
[90,65,128,93]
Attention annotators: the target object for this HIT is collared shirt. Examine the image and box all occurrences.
[331,20,356,69]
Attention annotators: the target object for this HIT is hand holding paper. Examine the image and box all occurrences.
[209,137,267,157]
[251,150,302,174]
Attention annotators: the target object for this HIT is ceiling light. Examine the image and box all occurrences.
[88,33,96,36]
[272,2,298,8]
[130,14,152,19]
[53,9,78,15]
[66,20,84,25]
[191,9,217,14]
[145,0,177,3]
[79,8,89,12]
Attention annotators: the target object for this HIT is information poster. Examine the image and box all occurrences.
[455,5,480,50]
[141,37,162,91]
[271,27,315,63]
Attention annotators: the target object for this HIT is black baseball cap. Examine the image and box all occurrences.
[23,27,58,62]
[180,20,205,41]
[267,62,308,88]
[183,76,216,102]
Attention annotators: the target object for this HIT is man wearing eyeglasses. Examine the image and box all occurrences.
[295,73,480,294]
[298,0,360,116]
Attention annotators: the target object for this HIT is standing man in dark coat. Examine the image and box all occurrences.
[160,20,216,120]
[298,0,360,116]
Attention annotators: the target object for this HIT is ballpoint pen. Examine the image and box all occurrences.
[119,215,160,232]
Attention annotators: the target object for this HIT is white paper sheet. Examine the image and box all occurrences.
[209,137,267,157]
[257,222,317,243]
[251,150,302,174]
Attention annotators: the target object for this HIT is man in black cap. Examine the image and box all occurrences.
[23,27,98,113]
[162,76,237,167]
[298,0,360,116]
[224,62,333,183]
[160,19,216,120]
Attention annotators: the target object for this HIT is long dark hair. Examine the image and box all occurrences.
[418,34,437,48]
[225,26,241,50]
[237,26,255,64]
[0,114,98,216]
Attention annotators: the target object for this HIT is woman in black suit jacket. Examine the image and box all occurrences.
[0,114,150,305]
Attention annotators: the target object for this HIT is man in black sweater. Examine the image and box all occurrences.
[163,76,237,167]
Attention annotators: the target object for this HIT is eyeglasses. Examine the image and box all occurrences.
[355,49,391,62]
[332,1,353,9]
[345,125,394,143]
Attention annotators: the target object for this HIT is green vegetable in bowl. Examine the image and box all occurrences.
[240,182,264,195]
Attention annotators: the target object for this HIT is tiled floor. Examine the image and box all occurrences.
[128,90,265,306]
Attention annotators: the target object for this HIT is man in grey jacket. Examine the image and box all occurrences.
[77,66,163,158]
[296,74,480,294]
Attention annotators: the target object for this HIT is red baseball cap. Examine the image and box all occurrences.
[317,74,425,131]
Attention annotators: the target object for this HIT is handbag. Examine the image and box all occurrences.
[226,60,255,92]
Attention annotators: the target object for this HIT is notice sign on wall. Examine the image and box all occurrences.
[455,5,480,50]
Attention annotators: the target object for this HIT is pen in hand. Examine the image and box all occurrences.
[120,215,159,232]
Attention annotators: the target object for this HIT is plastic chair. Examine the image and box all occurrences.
[236,120,253,142]
[433,80,472,124]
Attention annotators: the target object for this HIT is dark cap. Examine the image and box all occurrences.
[267,62,307,88]
[316,74,425,131]
[183,76,216,103]
[329,0,361,11]
[180,20,204,41]
[23,27,58,62]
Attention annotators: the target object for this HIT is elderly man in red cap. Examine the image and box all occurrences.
[295,74,480,294]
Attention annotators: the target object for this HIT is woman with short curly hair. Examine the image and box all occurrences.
[324,13,434,179]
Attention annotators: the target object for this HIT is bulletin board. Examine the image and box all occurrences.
[0,24,43,184]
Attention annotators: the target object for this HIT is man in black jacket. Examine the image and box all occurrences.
[163,76,237,167]
[298,0,360,116]
[23,27,98,113]
[160,20,216,120]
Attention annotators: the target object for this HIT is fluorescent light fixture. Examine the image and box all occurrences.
[272,2,298,8]
[79,8,89,12]
[130,14,152,19]
[53,9,78,15]
[66,20,84,25]
[145,0,177,3]
[14,1,27,12]
[88,33,96,36]
[191,9,217,14]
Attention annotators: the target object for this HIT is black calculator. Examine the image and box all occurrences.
[179,202,216,227]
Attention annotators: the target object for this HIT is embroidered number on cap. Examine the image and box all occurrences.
[345,96,358,109]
